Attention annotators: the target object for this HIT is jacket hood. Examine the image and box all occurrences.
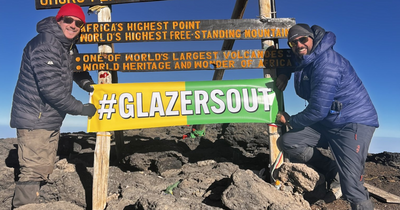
[310,25,326,52]
[37,16,78,48]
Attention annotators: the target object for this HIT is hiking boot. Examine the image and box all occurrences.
[350,199,374,210]
[12,181,40,209]
[329,178,342,200]
[323,173,342,203]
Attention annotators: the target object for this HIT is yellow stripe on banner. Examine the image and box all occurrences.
[87,82,187,132]
[96,134,112,137]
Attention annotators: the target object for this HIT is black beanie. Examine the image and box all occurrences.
[288,24,314,41]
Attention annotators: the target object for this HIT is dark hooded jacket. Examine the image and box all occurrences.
[289,25,379,129]
[10,17,93,130]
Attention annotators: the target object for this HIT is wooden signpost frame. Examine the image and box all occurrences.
[35,1,291,209]
[87,1,288,208]
[93,6,113,210]
[259,0,285,183]
[35,2,397,209]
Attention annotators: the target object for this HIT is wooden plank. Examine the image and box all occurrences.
[364,183,400,204]
[268,124,280,165]
[113,130,124,163]
[93,6,112,210]
[213,0,248,80]
[78,18,295,44]
[73,49,294,72]
[93,132,111,210]
[259,0,284,183]
[35,0,167,10]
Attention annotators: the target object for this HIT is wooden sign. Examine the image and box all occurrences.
[73,49,294,72]
[79,18,295,44]
[35,0,166,10]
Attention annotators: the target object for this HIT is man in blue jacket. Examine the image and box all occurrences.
[276,24,379,210]
[10,3,96,208]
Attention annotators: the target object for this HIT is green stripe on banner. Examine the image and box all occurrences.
[184,78,279,125]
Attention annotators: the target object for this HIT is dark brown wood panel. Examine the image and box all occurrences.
[78,18,295,44]
[73,49,294,72]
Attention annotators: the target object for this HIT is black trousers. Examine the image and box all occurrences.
[278,123,375,204]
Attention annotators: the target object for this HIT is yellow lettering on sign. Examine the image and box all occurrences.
[122,62,171,71]
[79,33,107,43]
[243,28,289,38]
[172,52,215,61]
[81,23,124,33]
[283,29,289,37]
[172,21,200,30]
[240,60,253,68]
[39,0,84,6]
[126,22,169,31]
[210,60,230,69]
[223,50,263,60]
[124,32,159,41]
[169,31,191,40]
[251,51,264,59]
[261,59,293,68]
[270,29,276,37]
[194,61,209,69]
[127,53,168,62]
[82,54,104,63]
[200,30,242,39]
[156,22,165,30]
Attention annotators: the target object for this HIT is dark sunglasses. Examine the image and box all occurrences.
[62,16,84,28]
[288,36,309,48]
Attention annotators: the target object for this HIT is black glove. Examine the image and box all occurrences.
[81,103,96,117]
[82,82,94,92]
[330,100,342,114]
[276,111,292,130]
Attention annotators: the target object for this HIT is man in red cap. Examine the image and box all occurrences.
[10,3,96,208]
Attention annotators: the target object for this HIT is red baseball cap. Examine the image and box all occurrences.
[56,3,86,24]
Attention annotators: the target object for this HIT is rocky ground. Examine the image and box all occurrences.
[1,123,399,210]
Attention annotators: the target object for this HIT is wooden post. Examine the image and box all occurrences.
[259,0,283,181]
[212,0,248,80]
[93,132,111,210]
[192,0,249,135]
[364,183,400,203]
[93,6,112,210]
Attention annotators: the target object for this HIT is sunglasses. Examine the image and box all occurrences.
[288,36,309,48]
[62,16,84,28]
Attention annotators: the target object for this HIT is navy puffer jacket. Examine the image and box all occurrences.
[290,25,379,129]
[10,17,93,130]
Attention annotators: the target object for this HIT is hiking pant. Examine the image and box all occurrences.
[12,129,60,208]
[277,123,375,207]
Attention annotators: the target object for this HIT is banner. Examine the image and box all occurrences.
[87,78,281,132]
